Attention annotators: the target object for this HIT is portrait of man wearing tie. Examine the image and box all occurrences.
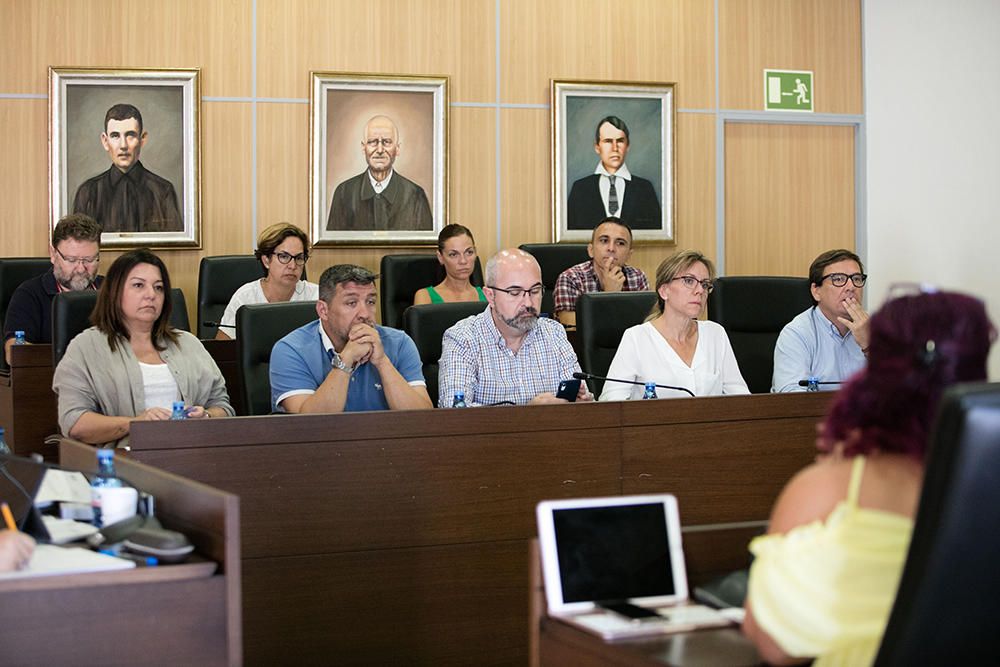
[567,115,662,231]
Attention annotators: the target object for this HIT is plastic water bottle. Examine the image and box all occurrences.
[0,426,10,455]
[642,382,657,400]
[13,331,26,346]
[806,376,819,392]
[91,449,124,528]
[171,401,187,420]
[452,392,467,408]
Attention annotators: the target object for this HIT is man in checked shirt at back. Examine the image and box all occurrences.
[438,248,594,407]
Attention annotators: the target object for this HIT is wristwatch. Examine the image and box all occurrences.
[331,354,352,375]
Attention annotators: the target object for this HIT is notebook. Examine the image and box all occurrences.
[536,494,735,640]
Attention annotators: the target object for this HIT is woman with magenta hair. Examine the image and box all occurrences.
[743,289,995,666]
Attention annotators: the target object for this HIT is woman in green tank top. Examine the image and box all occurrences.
[413,224,487,306]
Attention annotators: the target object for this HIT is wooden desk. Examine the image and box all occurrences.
[125,392,831,665]
[528,538,761,667]
[0,438,241,666]
[0,339,241,459]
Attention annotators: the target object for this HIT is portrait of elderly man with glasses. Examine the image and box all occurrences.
[438,248,592,407]
[326,115,433,232]
[3,213,103,364]
[599,250,749,401]
[772,248,870,393]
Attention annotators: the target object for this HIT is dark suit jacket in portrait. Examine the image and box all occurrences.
[73,161,182,233]
[567,173,662,230]
[326,170,433,232]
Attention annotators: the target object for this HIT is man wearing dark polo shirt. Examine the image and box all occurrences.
[3,214,103,364]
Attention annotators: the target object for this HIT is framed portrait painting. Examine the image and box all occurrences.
[310,72,448,247]
[552,80,675,244]
[49,67,201,248]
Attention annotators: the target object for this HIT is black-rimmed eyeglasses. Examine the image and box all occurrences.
[273,251,308,266]
[821,272,867,288]
[54,247,100,266]
[671,275,714,293]
[488,284,545,298]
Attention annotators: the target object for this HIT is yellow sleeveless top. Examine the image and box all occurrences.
[746,456,914,667]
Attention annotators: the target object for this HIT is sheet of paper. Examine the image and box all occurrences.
[41,515,99,545]
[35,469,92,504]
[0,544,134,580]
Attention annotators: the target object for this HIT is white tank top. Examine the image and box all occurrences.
[139,361,180,411]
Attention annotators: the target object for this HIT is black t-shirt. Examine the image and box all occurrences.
[3,268,103,344]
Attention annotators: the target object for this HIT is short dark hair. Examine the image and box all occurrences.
[808,249,864,287]
[318,264,377,302]
[51,213,102,248]
[104,103,143,134]
[594,116,630,143]
[437,223,475,251]
[591,216,633,245]
[254,222,309,275]
[91,249,178,351]
[821,291,994,461]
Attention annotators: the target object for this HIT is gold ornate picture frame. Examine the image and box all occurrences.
[310,72,448,247]
[49,67,201,248]
[552,79,675,244]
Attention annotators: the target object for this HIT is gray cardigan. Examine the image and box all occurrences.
[53,327,234,446]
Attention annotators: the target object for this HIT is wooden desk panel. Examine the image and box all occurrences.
[244,540,530,666]
[125,393,832,664]
[0,439,241,666]
[0,344,58,459]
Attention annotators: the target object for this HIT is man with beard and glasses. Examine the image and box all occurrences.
[4,214,104,364]
[438,248,592,407]
[269,264,431,413]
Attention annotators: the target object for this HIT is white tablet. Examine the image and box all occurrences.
[536,494,690,615]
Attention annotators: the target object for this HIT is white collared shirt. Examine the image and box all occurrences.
[368,169,394,194]
[595,163,632,216]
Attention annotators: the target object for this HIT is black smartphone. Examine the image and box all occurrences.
[555,378,581,402]
[598,601,664,622]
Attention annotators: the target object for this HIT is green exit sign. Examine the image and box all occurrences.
[764,69,814,112]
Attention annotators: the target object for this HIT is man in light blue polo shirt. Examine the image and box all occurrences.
[772,249,870,392]
[270,264,432,413]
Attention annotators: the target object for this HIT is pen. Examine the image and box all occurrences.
[1,502,17,532]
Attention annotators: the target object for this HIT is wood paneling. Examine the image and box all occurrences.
[256,0,495,102]
[719,0,862,113]
[0,100,49,254]
[500,0,715,108]
[0,0,252,96]
[724,122,855,276]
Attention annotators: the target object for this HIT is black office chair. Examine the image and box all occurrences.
[52,288,192,366]
[576,291,658,396]
[380,253,484,330]
[518,243,590,317]
[874,382,1000,665]
[706,276,813,394]
[236,301,318,416]
[197,255,264,339]
[402,301,489,407]
[0,257,51,370]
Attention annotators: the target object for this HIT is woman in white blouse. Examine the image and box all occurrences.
[600,250,749,400]
[216,222,319,340]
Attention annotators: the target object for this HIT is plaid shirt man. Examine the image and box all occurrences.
[552,260,649,315]
[438,308,581,407]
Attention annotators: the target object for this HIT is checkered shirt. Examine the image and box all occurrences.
[438,308,582,407]
[552,261,650,313]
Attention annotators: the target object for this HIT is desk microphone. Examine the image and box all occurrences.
[797,379,843,387]
[572,371,695,398]
[202,321,236,330]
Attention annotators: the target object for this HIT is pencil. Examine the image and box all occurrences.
[1,502,17,532]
